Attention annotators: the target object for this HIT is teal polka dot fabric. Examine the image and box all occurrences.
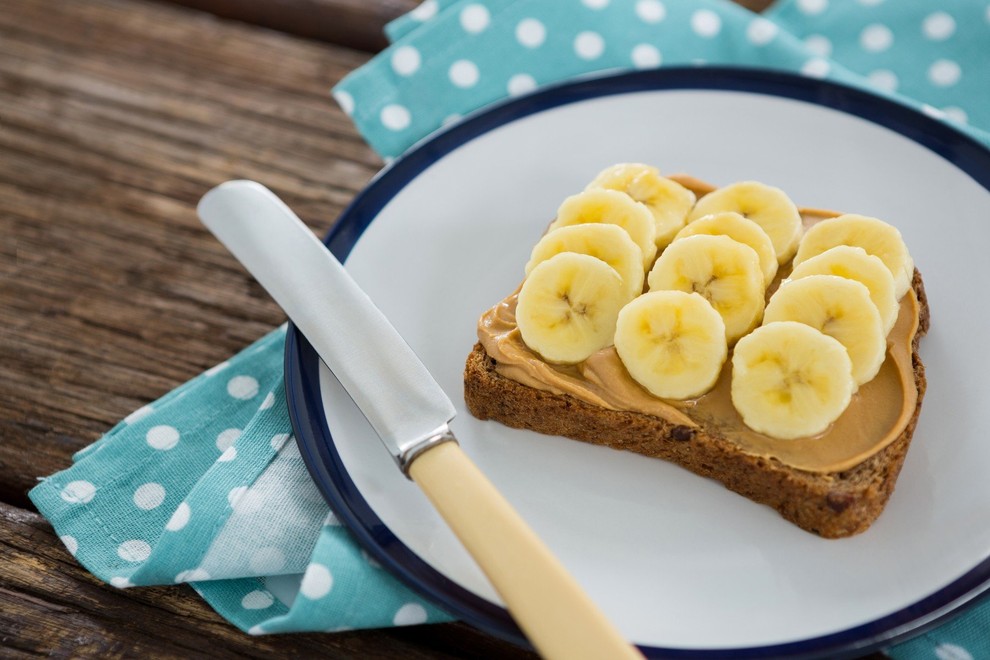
[30,0,990,654]
[30,328,451,635]
[335,0,988,160]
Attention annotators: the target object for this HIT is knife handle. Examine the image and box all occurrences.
[408,441,643,660]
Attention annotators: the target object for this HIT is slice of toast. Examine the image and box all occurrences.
[464,267,929,539]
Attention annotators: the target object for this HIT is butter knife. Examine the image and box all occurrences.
[197,180,641,660]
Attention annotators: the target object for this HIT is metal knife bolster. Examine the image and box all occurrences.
[396,424,458,475]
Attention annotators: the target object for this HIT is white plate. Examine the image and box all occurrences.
[287,68,990,656]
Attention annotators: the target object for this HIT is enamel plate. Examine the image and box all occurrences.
[287,68,990,656]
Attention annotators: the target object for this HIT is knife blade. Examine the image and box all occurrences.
[198,180,455,471]
[197,180,641,659]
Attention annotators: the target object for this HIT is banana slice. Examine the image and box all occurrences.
[788,245,899,336]
[763,274,885,386]
[614,290,727,400]
[673,211,778,286]
[586,163,696,250]
[687,181,803,264]
[525,224,645,302]
[516,252,626,364]
[792,214,915,299]
[647,234,765,343]
[731,321,855,440]
[550,189,658,268]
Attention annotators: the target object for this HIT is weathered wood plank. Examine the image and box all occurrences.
[164,0,418,52]
[160,0,775,52]
[0,501,534,658]
[0,0,381,507]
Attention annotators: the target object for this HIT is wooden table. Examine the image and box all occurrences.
[0,0,886,657]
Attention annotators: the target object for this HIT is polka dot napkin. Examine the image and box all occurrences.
[30,327,451,635]
[30,0,990,654]
[336,0,988,160]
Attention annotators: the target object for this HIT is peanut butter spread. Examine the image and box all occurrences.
[476,176,921,474]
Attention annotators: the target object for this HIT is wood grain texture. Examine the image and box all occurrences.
[163,0,418,52]
[0,0,375,507]
[162,0,775,52]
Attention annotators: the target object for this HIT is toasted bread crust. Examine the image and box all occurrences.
[464,271,928,538]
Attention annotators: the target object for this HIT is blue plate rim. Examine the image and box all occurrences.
[285,66,990,657]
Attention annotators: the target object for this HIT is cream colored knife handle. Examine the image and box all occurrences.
[409,441,643,660]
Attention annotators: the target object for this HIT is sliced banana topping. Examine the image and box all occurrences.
[674,211,778,286]
[688,181,803,264]
[731,321,855,440]
[648,234,765,344]
[507,166,920,442]
[788,245,899,336]
[525,223,645,302]
[550,189,658,268]
[516,252,626,365]
[764,274,885,387]
[792,213,914,300]
[586,163,696,250]
[614,290,727,400]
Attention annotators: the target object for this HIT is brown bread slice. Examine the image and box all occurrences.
[464,271,929,538]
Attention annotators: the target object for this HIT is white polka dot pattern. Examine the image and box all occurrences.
[516,18,545,48]
[60,535,78,556]
[409,0,437,21]
[860,23,893,52]
[61,480,96,504]
[691,10,722,38]
[146,425,179,450]
[574,31,605,60]
[175,568,210,583]
[943,106,968,124]
[460,4,490,34]
[803,34,832,57]
[507,73,537,96]
[935,643,975,660]
[216,428,241,452]
[241,590,275,610]
[929,59,961,87]
[393,603,428,626]
[635,0,665,24]
[381,104,411,131]
[269,433,290,451]
[133,482,166,510]
[165,502,190,531]
[204,361,230,377]
[747,18,779,46]
[801,57,831,78]
[300,563,333,599]
[391,46,421,76]
[117,540,151,562]
[867,69,898,91]
[124,405,154,425]
[333,91,354,116]
[631,44,661,69]
[923,12,956,41]
[226,375,259,400]
[449,59,480,87]
[797,0,828,16]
